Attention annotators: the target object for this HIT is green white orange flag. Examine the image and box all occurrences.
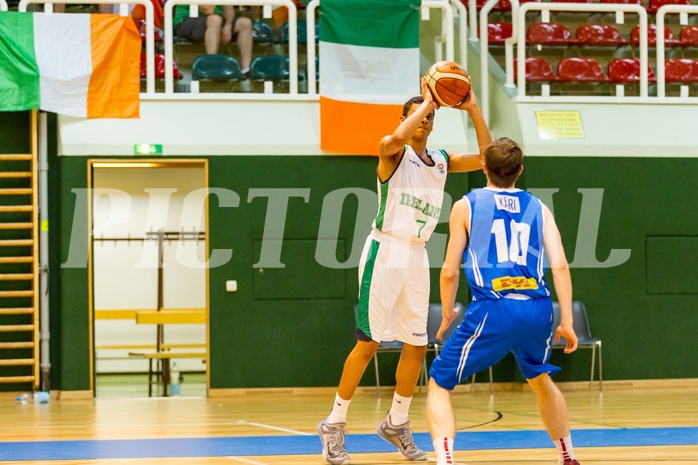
[0,12,141,118]
[319,0,421,155]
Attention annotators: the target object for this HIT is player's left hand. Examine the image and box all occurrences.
[555,324,578,354]
[453,86,478,112]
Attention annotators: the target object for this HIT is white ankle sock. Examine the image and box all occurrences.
[433,437,454,465]
[554,435,575,464]
[327,393,351,424]
[388,392,412,425]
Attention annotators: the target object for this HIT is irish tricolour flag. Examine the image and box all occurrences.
[0,12,141,118]
[319,0,421,155]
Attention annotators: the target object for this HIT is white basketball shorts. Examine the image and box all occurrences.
[355,232,429,346]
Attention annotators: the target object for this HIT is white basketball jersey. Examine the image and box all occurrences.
[372,145,449,243]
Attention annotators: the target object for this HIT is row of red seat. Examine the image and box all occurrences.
[469,0,695,14]
[488,22,698,46]
[516,55,698,82]
[141,52,698,84]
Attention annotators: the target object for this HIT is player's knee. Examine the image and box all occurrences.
[352,340,379,361]
[403,343,427,358]
[526,372,553,392]
[428,377,446,392]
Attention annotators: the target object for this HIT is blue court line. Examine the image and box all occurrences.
[0,427,696,461]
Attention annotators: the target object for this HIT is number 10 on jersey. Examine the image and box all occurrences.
[491,219,530,265]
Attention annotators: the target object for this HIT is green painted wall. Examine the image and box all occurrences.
[54,156,91,390]
[2,111,697,391]
[522,157,698,382]
[206,156,373,388]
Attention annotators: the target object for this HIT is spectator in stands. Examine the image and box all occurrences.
[50,4,114,14]
[173,5,253,77]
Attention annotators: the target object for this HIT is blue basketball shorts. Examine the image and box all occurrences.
[429,297,561,390]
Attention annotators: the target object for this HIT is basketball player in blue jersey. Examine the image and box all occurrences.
[426,137,581,465]
[317,79,492,465]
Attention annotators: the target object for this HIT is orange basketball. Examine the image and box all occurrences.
[424,61,472,107]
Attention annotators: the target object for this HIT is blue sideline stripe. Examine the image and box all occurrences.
[0,427,697,461]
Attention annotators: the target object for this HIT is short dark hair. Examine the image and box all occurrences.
[484,137,524,188]
[402,96,429,117]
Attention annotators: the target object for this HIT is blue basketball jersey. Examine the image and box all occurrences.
[463,188,551,300]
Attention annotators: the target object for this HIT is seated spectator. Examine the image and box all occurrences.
[174,5,252,77]
[50,4,113,13]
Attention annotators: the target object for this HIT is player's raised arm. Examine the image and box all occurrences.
[379,78,438,159]
[446,88,492,173]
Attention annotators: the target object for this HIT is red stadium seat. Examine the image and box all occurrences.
[647,0,690,14]
[557,57,610,81]
[631,24,681,46]
[514,57,559,81]
[497,0,544,9]
[140,53,183,80]
[680,25,698,47]
[471,0,541,11]
[608,58,657,82]
[473,0,510,11]
[665,58,698,82]
[487,22,513,45]
[576,24,629,46]
[527,22,577,45]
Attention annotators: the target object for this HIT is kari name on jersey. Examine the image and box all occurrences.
[494,193,520,213]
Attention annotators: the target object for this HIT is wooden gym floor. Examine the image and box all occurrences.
[1,381,697,464]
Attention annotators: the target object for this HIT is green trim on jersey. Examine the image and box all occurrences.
[375,180,390,230]
[357,239,380,339]
[439,149,449,164]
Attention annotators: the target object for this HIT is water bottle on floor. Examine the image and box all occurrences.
[170,362,181,396]
[17,391,50,404]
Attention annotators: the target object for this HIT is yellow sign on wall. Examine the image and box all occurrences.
[535,111,585,140]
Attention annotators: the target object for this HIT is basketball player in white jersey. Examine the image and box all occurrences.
[318,78,492,465]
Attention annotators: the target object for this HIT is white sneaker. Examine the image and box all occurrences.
[317,419,351,465]
[377,415,427,460]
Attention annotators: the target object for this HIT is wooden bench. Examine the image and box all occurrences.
[96,343,207,358]
[135,310,205,325]
[95,308,206,396]
[128,349,207,397]
[127,347,207,359]
[95,308,205,323]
